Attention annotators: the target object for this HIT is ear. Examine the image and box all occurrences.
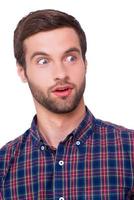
[17,63,27,83]
[85,58,88,73]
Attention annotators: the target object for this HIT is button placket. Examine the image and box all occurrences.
[54,144,65,200]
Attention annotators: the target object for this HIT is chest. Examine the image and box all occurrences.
[1,140,133,200]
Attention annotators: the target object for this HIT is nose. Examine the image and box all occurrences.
[53,61,68,81]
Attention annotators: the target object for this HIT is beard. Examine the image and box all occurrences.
[27,77,86,114]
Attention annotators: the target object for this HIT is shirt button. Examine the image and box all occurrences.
[59,160,64,166]
[40,145,45,151]
[59,197,64,200]
[76,140,81,146]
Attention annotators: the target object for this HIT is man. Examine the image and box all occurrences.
[0,9,134,200]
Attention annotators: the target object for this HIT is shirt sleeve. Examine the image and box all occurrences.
[0,142,15,192]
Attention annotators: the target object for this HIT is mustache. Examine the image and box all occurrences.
[49,79,76,91]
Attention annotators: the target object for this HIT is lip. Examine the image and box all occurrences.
[52,85,73,97]
[52,85,73,92]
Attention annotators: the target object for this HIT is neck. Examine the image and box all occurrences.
[35,99,86,148]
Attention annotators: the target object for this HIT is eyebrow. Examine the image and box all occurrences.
[64,47,81,55]
[30,52,49,61]
[30,47,81,61]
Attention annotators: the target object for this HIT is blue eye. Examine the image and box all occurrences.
[66,55,77,63]
[38,58,48,65]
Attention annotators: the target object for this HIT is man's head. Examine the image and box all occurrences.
[14,9,87,114]
[14,9,87,68]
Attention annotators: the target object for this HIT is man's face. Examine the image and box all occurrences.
[19,27,87,114]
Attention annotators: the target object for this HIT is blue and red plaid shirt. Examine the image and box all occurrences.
[0,107,134,200]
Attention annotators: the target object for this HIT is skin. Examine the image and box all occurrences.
[17,27,87,148]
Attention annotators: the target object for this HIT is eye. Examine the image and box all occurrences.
[37,58,49,65]
[65,55,77,63]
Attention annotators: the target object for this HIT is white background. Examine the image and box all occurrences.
[0,0,134,147]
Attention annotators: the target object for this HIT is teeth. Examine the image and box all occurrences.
[56,88,68,91]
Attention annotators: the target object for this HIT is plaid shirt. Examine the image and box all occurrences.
[0,108,134,200]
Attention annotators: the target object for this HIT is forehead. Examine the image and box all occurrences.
[24,27,81,56]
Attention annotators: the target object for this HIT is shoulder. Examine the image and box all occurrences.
[0,129,30,155]
[87,108,134,137]
[93,117,134,141]
[0,129,30,182]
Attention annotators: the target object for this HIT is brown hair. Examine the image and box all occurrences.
[14,9,87,68]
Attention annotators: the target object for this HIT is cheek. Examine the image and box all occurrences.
[71,67,86,84]
[26,68,52,86]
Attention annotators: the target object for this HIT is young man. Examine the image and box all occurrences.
[0,9,134,200]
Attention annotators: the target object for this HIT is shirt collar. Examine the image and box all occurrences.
[71,106,94,144]
[30,106,95,146]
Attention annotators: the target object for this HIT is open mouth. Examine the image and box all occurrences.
[52,86,73,97]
